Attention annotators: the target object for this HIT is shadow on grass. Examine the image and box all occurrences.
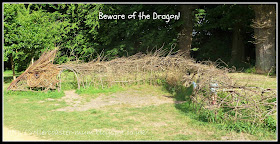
[4,71,23,84]
[162,82,276,137]
[162,83,193,101]
[161,82,210,123]
[4,76,14,84]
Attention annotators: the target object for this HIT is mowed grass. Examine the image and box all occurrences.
[3,71,277,140]
[228,72,277,89]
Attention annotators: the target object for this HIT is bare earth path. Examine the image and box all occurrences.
[54,89,178,112]
[3,126,48,141]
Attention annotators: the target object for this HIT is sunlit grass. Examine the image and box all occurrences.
[3,70,277,140]
[3,88,260,140]
[228,73,277,89]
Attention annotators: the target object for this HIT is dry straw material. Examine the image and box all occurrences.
[7,49,61,91]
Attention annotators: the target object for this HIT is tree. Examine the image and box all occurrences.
[4,4,70,75]
[49,4,102,63]
[192,5,254,65]
[251,5,276,73]
[178,5,197,58]
[4,4,23,79]
[228,5,254,65]
[96,4,181,58]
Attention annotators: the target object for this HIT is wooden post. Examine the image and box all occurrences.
[10,54,16,80]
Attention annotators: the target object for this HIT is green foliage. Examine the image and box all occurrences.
[192,5,255,65]
[4,4,103,71]
[96,4,181,58]
[155,78,165,85]
[244,65,275,76]
[263,115,276,131]
[175,99,276,136]
[200,5,253,30]
[194,8,206,28]
[268,67,276,76]
[50,4,103,63]
[5,4,181,68]
[190,47,199,51]
[4,4,260,74]
[244,66,256,73]
[192,31,232,62]
[4,4,70,71]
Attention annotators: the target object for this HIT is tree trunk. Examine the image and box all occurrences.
[251,5,276,73]
[178,5,197,58]
[10,54,16,80]
[31,57,34,65]
[230,23,245,65]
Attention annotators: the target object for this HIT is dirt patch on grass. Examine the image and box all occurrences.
[54,90,83,111]
[54,89,176,112]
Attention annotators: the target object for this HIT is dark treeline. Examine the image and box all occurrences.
[4,4,276,77]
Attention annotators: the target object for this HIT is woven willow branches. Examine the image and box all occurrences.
[7,49,61,91]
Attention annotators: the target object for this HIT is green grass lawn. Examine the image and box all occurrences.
[228,73,277,89]
[3,70,277,141]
